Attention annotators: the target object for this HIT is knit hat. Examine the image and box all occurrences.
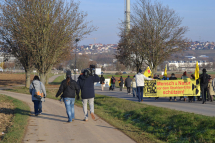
[139,69,142,73]
[66,70,71,77]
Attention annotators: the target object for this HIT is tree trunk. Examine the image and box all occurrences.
[25,70,31,88]
[152,66,157,77]
[45,75,49,85]
[40,73,46,85]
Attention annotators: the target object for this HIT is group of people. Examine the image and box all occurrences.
[30,66,215,122]
[115,69,154,102]
[30,65,100,123]
[107,68,215,104]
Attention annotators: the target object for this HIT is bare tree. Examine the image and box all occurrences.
[0,0,96,84]
[116,0,189,74]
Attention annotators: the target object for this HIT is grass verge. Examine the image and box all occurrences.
[0,94,30,143]
[5,86,215,143]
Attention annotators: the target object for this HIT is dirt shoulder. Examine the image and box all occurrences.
[0,73,34,87]
[0,94,14,141]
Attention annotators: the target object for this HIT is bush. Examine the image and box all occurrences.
[115,72,122,75]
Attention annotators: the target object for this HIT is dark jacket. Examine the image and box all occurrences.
[125,77,132,87]
[111,77,116,84]
[77,74,100,99]
[169,76,177,80]
[100,75,105,84]
[56,78,80,98]
[199,73,209,87]
[119,78,123,86]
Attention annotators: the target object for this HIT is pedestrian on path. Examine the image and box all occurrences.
[181,71,188,101]
[110,76,116,90]
[100,75,105,91]
[125,75,132,94]
[77,65,100,121]
[208,76,214,102]
[119,76,123,91]
[199,68,209,104]
[169,73,177,101]
[55,70,80,123]
[132,75,137,97]
[136,69,154,102]
[29,75,46,116]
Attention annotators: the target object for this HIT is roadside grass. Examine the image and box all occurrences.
[0,94,30,143]
[49,75,65,85]
[5,86,215,143]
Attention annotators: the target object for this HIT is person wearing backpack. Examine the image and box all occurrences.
[111,76,116,90]
[55,70,80,123]
[199,68,209,104]
[29,75,46,116]
[77,66,100,121]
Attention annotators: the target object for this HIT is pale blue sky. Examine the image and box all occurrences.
[74,0,215,45]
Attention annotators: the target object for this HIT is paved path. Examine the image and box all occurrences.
[0,84,135,142]
[94,86,215,117]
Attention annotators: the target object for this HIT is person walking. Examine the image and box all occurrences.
[100,75,105,91]
[77,65,100,121]
[55,70,80,123]
[132,75,137,97]
[169,73,177,101]
[181,71,188,101]
[136,69,154,102]
[110,76,116,90]
[29,75,46,116]
[199,68,209,104]
[119,76,124,91]
[125,75,132,94]
[208,76,214,102]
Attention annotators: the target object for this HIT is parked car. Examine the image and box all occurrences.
[122,71,127,74]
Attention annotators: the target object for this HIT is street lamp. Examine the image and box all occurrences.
[74,38,80,81]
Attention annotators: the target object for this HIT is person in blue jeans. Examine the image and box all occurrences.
[56,70,80,123]
[29,75,46,116]
[135,69,154,102]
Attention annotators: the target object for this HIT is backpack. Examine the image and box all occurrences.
[32,82,44,99]
[112,78,115,84]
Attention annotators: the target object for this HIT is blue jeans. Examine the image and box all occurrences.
[133,88,137,97]
[63,98,75,122]
[137,86,144,102]
[112,84,115,90]
[33,100,42,115]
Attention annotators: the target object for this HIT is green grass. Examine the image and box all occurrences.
[49,75,65,85]
[0,94,30,143]
[5,86,215,143]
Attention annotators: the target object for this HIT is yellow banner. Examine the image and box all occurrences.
[143,78,200,97]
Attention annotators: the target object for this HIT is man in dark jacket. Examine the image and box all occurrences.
[100,75,105,91]
[199,68,209,104]
[169,73,177,101]
[125,75,132,94]
[77,66,100,121]
[110,76,116,90]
